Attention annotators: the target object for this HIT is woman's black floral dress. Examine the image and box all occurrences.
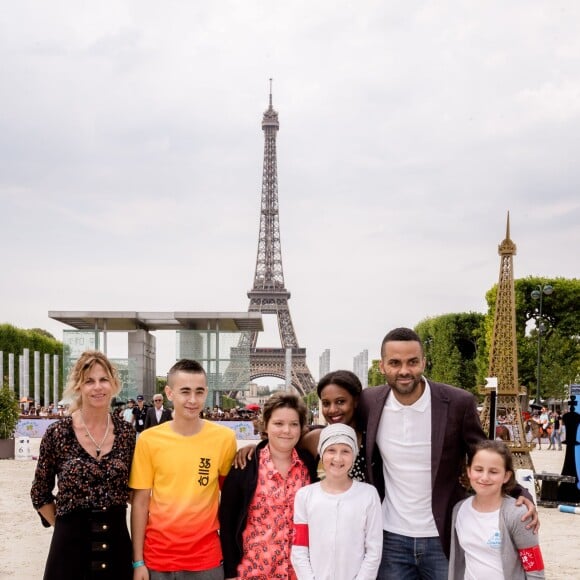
[31,414,135,579]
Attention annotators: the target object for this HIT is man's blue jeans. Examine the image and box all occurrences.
[378,531,449,580]
[549,428,562,449]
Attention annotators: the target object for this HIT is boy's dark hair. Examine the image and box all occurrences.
[468,440,516,494]
[167,359,206,383]
[263,392,307,430]
[317,370,362,399]
[381,327,423,357]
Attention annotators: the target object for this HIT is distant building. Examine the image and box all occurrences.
[319,349,330,380]
[353,349,368,389]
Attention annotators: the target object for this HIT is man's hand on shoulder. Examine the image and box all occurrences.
[516,495,540,533]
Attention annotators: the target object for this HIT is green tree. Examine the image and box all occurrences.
[156,376,168,394]
[303,390,320,424]
[482,277,580,401]
[532,329,580,401]
[221,395,237,410]
[28,328,57,340]
[0,386,20,439]
[303,390,319,408]
[368,359,384,387]
[0,324,63,403]
[415,313,485,394]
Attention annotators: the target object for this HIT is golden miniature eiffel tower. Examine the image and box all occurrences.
[479,214,535,471]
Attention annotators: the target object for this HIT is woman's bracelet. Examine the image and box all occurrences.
[132,560,145,569]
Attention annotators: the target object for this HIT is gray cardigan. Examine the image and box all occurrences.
[449,496,544,580]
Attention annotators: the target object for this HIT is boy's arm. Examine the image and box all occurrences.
[218,433,246,577]
[290,490,316,580]
[131,488,151,580]
[219,469,246,578]
[218,431,237,488]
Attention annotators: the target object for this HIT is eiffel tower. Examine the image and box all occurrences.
[480,214,534,471]
[241,84,315,395]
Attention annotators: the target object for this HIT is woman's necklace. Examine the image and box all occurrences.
[80,412,110,459]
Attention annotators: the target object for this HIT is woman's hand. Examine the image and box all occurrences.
[233,444,256,469]
[38,503,56,527]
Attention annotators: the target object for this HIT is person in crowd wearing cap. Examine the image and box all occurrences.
[219,392,318,580]
[130,359,237,580]
[132,394,148,436]
[144,394,172,430]
[31,350,135,579]
[123,399,136,426]
[359,327,539,580]
[234,370,367,481]
[291,424,382,580]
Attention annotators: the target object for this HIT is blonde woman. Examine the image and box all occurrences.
[31,350,135,579]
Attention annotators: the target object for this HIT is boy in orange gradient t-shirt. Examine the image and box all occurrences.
[130,359,236,579]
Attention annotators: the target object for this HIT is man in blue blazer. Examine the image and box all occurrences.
[359,327,537,580]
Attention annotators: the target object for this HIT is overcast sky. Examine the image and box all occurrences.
[1,1,579,382]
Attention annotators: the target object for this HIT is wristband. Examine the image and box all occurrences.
[132,560,145,569]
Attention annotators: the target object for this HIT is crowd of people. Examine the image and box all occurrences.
[117,398,260,436]
[19,402,66,417]
[201,407,259,421]
[29,327,544,579]
[118,394,172,435]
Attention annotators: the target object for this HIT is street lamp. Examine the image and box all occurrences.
[531,284,553,404]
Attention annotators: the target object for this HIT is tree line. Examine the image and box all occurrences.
[0,324,63,397]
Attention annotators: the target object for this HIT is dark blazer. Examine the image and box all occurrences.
[218,439,319,578]
[359,380,486,558]
[144,406,172,429]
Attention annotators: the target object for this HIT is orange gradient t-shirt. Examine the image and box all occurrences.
[129,421,236,571]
